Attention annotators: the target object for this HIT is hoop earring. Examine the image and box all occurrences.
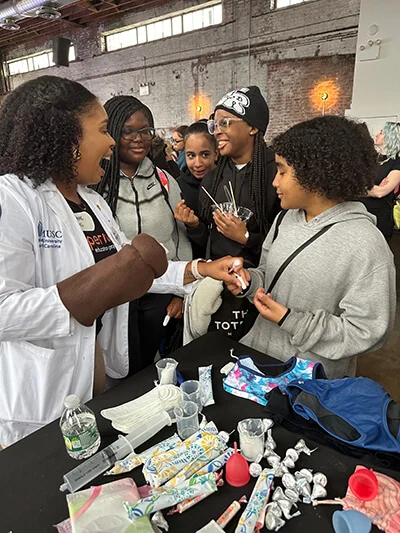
[73,148,81,161]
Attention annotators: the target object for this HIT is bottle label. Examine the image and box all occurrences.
[63,422,99,452]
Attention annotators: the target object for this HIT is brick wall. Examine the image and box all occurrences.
[266,55,356,141]
[2,0,361,135]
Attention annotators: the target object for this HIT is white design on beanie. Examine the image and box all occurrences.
[216,89,250,116]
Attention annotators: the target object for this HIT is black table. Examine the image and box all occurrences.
[1,332,398,532]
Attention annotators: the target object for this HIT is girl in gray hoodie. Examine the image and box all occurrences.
[212,115,396,378]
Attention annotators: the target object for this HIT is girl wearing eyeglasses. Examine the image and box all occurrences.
[96,96,192,374]
[172,125,189,170]
[175,86,280,340]
[360,122,400,240]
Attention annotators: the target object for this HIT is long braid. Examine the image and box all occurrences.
[200,131,275,233]
[249,131,275,234]
[95,95,154,216]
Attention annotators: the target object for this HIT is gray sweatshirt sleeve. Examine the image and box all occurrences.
[166,172,193,262]
[280,263,396,360]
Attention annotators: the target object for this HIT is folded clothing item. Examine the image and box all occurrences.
[264,383,400,471]
[223,355,326,406]
[287,377,400,454]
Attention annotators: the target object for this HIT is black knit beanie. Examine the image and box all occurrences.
[214,86,269,133]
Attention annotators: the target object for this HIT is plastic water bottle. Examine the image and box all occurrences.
[60,394,101,460]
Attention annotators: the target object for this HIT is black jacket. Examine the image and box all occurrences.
[177,169,205,258]
[177,168,203,215]
[360,155,400,240]
[187,156,279,267]
[152,151,181,180]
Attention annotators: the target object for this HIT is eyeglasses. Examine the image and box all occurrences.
[172,138,184,145]
[121,127,155,142]
[207,117,244,135]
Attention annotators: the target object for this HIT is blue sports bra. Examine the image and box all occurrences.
[223,356,327,406]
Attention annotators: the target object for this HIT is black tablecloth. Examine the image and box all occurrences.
[1,332,399,532]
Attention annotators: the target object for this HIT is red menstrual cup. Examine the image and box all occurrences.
[225,442,250,487]
[348,468,379,501]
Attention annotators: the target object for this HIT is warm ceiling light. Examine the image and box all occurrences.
[196,105,202,112]
[321,92,329,101]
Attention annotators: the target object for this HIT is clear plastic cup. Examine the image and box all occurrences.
[237,418,265,462]
[156,358,178,385]
[180,380,202,412]
[212,202,253,223]
[174,400,199,440]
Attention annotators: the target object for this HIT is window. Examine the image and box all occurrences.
[172,15,182,35]
[104,1,222,52]
[6,46,75,76]
[274,0,313,7]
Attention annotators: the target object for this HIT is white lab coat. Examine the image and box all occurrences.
[0,174,191,445]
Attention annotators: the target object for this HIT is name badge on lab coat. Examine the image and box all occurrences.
[73,211,95,232]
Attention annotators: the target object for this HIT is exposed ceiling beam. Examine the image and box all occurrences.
[0,0,166,47]
[71,0,164,24]
[62,16,86,27]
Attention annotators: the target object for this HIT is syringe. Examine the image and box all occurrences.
[60,409,172,493]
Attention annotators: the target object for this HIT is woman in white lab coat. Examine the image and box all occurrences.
[0,76,170,446]
[0,76,244,446]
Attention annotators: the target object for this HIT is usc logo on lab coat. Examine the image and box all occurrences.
[38,221,63,248]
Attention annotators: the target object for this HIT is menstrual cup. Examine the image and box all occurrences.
[348,468,379,501]
[225,442,250,487]
[332,510,373,533]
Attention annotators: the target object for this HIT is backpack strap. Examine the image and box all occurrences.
[156,167,170,193]
[272,210,288,243]
[266,222,337,295]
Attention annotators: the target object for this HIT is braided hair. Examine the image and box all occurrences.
[95,95,154,215]
[200,131,275,234]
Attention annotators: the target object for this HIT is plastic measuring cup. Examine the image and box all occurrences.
[348,468,379,501]
[180,380,202,411]
[174,400,199,439]
[237,418,265,462]
[332,510,373,533]
[156,358,178,385]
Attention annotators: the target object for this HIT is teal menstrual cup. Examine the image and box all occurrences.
[332,510,373,533]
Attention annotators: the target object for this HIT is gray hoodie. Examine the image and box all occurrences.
[240,202,396,379]
[116,157,192,261]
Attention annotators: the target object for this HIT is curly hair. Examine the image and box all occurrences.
[0,75,98,186]
[272,115,377,200]
[95,95,154,215]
